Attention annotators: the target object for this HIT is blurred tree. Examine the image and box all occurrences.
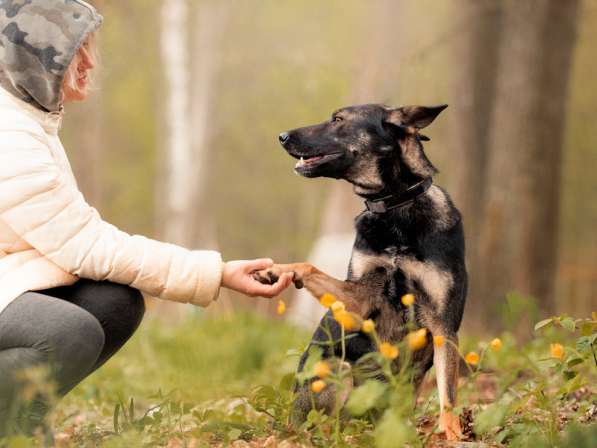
[156,0,233,317]
[477,0,580,332]
[160,0,193,246]
[447,0,503,333]
[188,0,233,248]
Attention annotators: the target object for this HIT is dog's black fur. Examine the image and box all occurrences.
[258,104,467,437]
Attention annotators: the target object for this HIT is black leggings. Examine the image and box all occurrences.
[0,279,145,435]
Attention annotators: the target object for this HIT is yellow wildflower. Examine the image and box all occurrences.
[433,335,445,347]
[334,310,360,331]
[319,293,337,308]
[550,343,565,360]
[490,338,502,352]
[314,361,331,379]
[401,293,415,307]
[465,352,479,365]
[276,300,286,315]
[407,328,428,351]
[379,342,399,360]
[331,301,346,314]
[362,319,375,334]
[311,379,326,393]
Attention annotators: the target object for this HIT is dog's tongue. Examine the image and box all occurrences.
[296,156,323,169]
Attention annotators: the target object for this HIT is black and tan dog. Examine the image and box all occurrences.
[254,104,467,440]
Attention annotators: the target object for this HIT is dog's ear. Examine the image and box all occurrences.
[383,105,442,178]
[385,104,448,130]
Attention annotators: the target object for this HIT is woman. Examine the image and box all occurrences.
[0,0,293,435]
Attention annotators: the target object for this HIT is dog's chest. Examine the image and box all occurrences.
[350,215,453,311]
[349,214,411,280]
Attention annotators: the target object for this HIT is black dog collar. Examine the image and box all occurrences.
[364,177,433,213]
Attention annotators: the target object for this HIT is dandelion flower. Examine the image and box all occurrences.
[465,351,479,366]
[379,342,399,360]
[311,379,326,393]
[331,301,346,314]
[401,293,415,307]
[490,338,502,352]
[314,361,331,379]
[362,319,375,334]
[550,343,565,360]
[407,328,428,351]
[334,310,360,331]
[319,293,337,308]
[433,335,445,347]
[276,300,286,315]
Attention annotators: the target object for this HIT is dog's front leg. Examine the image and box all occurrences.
[253,263,372,317]
[433,332,462,441]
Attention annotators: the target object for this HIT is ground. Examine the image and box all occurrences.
[1,311,595,447]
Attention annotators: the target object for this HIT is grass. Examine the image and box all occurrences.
[1,308,596,447]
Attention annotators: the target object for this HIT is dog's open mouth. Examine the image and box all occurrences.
[291,153,343,171]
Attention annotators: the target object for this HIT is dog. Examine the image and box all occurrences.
[254,104,467,440]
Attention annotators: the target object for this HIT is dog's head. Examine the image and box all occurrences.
[279,104,447,194]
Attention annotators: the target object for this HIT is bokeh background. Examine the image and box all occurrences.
[64,0,596,336]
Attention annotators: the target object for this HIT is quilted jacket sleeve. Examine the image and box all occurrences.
[0,128,223,306]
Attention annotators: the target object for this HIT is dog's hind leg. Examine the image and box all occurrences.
[291,362,353,428]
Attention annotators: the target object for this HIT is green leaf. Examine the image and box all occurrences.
[346,380,387,416]
[279,372,295,392]
[567,357,584,368]
[228,428,242,441]
[576,334,597,353]
[129,397,135,421]
[374,409,417,448]
[534,318,553,331]
[113,403,120,433]
[475,403,509,435]
[560,317,576,332]
[306,409,321,424]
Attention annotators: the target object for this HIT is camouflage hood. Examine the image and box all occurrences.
[0,0,102,113]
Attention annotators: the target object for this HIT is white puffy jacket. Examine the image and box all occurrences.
[0,86,223,315]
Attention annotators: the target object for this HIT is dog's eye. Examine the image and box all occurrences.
[332,116,343,123]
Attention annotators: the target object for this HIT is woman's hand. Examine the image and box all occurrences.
[222,259,293,298]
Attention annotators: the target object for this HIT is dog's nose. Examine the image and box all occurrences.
[279,132,290,144]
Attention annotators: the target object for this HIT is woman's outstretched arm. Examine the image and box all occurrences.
[0,126,290,305]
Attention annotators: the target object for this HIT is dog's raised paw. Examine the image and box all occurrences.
[252,268,280,285]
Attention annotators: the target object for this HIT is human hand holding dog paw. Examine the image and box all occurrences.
[253,265,304,289]
[222,259,294,298]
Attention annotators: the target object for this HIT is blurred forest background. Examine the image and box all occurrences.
[64,0,596,335]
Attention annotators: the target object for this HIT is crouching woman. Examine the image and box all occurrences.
[0,0,292,435]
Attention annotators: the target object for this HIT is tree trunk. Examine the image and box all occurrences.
[155,0,231,318]
[477,0,579,333]
[160,0,192,246]
[447,0,503,334]
[516,0,580,315]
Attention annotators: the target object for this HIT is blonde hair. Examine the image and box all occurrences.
[62,32,99,93]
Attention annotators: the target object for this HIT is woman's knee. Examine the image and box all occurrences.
[99,281,145,331]
[49,309,105,380]
[71,280,145,331]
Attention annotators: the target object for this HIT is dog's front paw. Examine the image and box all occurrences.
[252,267,281,285]
[439,411,463,441]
